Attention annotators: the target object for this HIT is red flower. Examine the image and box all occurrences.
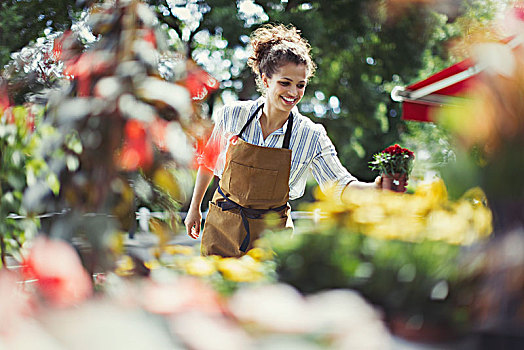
[149,117,169,152]
[25,105,35,132]
[2,106,15,124]
[117,120,154,171]
[382,144,414,158]
[142,28,157,49]
[0,83,12,115]
[194,131,223,170]
[52,37,63,62]
[185,62,219,101]
[22,236,93,308]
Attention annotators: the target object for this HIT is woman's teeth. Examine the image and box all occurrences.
[282,96,295,103]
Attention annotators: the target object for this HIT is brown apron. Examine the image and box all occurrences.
[201,104,293,257]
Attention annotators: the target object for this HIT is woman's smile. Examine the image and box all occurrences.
[281,96,298,105]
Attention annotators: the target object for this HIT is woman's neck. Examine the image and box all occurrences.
[260,104,289,140]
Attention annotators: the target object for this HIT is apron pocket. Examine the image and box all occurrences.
[202,202,245,257]
[228,161,278,201]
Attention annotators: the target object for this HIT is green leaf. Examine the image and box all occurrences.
[46,172,60,195]
[7,173,25,190]
[65,131,83,154]
[66,154,80,171]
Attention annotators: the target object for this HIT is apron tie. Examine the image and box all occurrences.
[217,186,287,252]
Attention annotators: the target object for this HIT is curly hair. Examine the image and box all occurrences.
[247,24,316,93]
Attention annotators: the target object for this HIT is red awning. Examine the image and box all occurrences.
[401,59,479,122]
[393,35,522,122]
[392,58,481,122]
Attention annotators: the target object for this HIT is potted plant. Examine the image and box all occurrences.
[369,144,415,192]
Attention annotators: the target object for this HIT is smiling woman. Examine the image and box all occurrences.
[185,23,382,258]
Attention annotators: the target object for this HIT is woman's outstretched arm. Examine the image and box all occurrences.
[185,166,214,239]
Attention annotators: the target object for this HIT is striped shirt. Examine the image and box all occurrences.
[204,98,356,200]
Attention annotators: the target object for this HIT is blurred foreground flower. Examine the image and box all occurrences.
[318,178,493,245]
[434,2,524,231]
[117,119,154,171]
[142,276,224,316]
[185,60,219,101]
[154,245,277,296]
[217,256,265,283]
[22,236,93,308]
[0,271,34,337]
[228,283,391,348]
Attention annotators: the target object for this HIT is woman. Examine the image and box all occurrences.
[185,24,380,257]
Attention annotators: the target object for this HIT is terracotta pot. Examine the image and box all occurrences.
[381,173,408,192]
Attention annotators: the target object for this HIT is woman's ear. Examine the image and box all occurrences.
[261,73,269,88]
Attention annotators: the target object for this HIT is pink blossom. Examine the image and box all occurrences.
[22,236,93,308]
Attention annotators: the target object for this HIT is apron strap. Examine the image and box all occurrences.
[282,112,293,149]
[238,103,294,150]
[237,104,263,140]
[217,186,287,252]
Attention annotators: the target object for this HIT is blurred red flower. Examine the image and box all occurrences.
[142,28,157,49]
[149,117,169,152]
[142,276,225,316]
[0,83,12,116]
[194,131,223,171]
[117,119,154,171]
[22,236,93,308]
[185,62,219,101]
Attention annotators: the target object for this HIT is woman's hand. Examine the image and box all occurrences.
[374,175,382,189]
[185,207,202,239]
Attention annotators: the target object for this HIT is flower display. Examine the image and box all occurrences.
[150,245,277,295]
[259,179,494,337]
[314,178,492,245]
[0,238,392,350]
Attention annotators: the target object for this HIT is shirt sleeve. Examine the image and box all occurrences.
[310,125,357,199]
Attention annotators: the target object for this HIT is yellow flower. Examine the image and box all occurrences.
[217,256,264,283]
[185,256,217,277]
[115,255,135,276]
[414,178,448,205]
[426,209,470,244]
[309,178,493,246]
[351,205,385,225]
[247,247,274,261]
[164,244,195,256]
[145,259,161,270]
[378,191,409,215]
[473,206,493,238]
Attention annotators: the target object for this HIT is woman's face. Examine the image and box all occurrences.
[262,63,308,115]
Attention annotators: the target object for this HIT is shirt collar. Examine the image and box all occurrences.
[253,96,296,135]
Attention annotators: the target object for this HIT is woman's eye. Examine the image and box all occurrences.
[279,81,290,86]
[297,84,305,89]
